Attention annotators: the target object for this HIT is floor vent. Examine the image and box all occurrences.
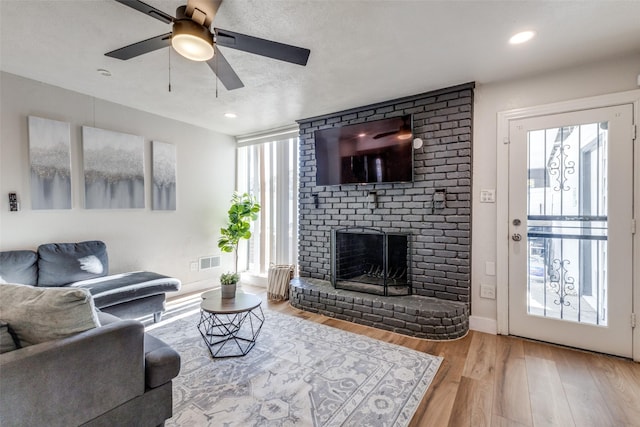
[199,256,221,271]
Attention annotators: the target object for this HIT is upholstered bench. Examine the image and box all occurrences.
[0,240,181,322]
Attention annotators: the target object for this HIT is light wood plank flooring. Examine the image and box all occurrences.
[245,287,640,427]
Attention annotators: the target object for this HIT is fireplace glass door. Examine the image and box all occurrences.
[332,228,410,296]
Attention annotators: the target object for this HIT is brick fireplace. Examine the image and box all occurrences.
[292,82,473,339]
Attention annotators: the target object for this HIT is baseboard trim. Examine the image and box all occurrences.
[172,279,216,297]
[469,316,497,335]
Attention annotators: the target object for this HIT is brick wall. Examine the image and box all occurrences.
[297,82,474,303]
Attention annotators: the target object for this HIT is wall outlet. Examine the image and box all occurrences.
[190,262,198,272]
[480,284,496,299]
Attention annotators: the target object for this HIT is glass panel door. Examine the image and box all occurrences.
[508,105,633,358]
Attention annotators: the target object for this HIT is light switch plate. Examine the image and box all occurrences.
[480,189,495,203]
[485,261,496,276]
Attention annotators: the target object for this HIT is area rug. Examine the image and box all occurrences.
[147,302,442,427]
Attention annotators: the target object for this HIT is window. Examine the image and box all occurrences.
[236,132,298,277]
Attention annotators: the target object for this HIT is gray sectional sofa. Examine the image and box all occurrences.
[0,241,183,426]
[0,240,181,322]
[1,308,180,426]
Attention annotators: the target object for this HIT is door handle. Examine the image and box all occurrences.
[512,233,522,241]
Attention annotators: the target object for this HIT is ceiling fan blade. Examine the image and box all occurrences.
[105,33,172,60]
[207,46,244,90]
[112,0,174,24]
[186,0,222,27]
[373,130,399,140]
[214,28,310,66]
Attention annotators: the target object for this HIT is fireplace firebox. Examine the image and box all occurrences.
[331,227,411,296]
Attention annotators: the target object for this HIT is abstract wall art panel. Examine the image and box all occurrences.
[82,126,145,209]
[152,141,177,210]
[28,116,72,210]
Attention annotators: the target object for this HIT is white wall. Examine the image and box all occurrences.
[0,72,237,295]
[471,53,640,329]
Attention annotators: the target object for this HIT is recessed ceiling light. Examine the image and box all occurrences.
[509,30,536,45]
[97,68,111,77]
[224,112,237,118]
[358,133,366,137]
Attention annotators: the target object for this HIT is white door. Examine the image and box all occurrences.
[508,105,634,358]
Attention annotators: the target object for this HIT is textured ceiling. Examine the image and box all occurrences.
[1,0,640,136]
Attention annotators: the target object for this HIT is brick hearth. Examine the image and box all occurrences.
[290,278,468,340]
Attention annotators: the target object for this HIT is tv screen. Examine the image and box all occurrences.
[314,115,413,186]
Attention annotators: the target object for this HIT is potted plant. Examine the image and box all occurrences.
[217,192,260,298]
[219,272,240,298]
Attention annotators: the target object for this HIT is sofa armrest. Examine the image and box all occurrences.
[99,310,180,389]
[0,320,145,427]
[144,333,181,388]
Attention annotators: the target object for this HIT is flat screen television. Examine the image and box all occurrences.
[314,115,413,186]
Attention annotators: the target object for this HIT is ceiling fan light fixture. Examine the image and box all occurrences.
[172,20,214,61]
[397,123,413,140]
[397,131,413,140]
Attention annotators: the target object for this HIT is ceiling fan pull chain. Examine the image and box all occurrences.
[168,46,172,92]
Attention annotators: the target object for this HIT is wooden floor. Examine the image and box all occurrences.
[241,286,640,427]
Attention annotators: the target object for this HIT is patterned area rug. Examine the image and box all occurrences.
[148,301,442,427]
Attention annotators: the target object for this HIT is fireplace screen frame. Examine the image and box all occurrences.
[330,227,412,296]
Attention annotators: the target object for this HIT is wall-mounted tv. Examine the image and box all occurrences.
[314,115,413,186]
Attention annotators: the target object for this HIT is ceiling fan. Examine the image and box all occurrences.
[373,117,413,140]
[105,0,311,90]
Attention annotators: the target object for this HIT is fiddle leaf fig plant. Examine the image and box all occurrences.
[218,192,261,274]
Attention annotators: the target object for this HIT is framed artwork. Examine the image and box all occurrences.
[28,116,72,209]
[152,141,177,210]
[82,126,145,209]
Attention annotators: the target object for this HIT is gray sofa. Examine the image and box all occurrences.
[0,240,181,322]
[0,310,180,426]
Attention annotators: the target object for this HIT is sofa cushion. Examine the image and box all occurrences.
[37,241,108,287]
[70,271,181,308]
[0,250,38,286]
[0,283,101,347]
[0,321,20,354]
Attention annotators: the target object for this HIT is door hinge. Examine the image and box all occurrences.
[632,219,637,235]
[632,313,637,328]
[503,137,510,145]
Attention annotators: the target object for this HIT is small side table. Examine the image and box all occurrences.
[197,290,265,358]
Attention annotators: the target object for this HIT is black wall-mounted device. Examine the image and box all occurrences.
[8,192,19,212]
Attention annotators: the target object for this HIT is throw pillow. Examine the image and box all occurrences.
[37,241,109,286]
[0,250,38,285]
[0,283,101,347]
[0,321,20,354]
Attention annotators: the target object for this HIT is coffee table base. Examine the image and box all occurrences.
[197,305,265,358]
